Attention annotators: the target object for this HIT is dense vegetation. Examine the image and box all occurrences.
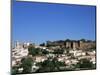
[36,58,66,72]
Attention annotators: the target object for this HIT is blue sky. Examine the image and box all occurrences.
[12,1,96,44]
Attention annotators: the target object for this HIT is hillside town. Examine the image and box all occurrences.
[12,39,96,74]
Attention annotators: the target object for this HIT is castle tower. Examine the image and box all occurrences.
[79,40,83,49]
[72,42,79,50]
[66,42,71,49]
[73,42,76,50]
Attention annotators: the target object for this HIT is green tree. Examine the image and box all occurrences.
[76,59,94,69]
[42,50,49,54]
[11,67,18,75]
[21,57,33,73]
[53,49,64,54]
[36,58,66,72]
[28,45,41,56]
[40,43,45,46]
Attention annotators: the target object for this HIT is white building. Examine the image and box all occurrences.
[33,56,47,63]
[69,50,86,57]
[12,41,29,66]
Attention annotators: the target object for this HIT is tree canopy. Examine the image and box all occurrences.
[20,57,33,73]
[36,58,66,72]
[75,59,95,69]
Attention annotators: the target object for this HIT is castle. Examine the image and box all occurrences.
[46,39,96,50]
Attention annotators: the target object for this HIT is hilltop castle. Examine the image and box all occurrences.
[46,39,96,50]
